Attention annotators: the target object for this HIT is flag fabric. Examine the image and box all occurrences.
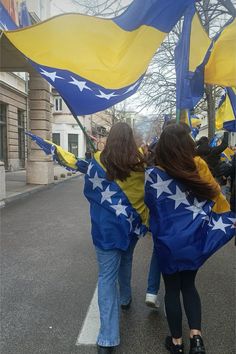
[175,4,211,110]
[205,19,236,87]
[216,87,236,132]
[3,0,194,116]
[26,131,83,171]
[18,0,31,27]
[0,1,18,30]
[145,160,235,274]
[84,151,149,250]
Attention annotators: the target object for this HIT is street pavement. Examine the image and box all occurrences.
[1,176,235,354]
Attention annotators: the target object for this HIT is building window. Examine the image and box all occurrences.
[68,134,78,157]
[54,96,63,112]
[18,109,25,167]
[0,103,7,167]
[52,133,60,146]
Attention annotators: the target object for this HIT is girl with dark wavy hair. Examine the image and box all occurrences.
[83,122,148,354]
[145,124,235,354]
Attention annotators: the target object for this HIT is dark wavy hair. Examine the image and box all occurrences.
[100,122,144,181]
[154,124,218,200]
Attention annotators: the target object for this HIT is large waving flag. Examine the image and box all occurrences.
[145,163,235,274]
[2,0,194,115]
[175,9,236,111]
[175,4,211,110]
[216,87,236,132]
[205,19,236,87]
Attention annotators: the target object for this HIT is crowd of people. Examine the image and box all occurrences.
[77,121,235,354]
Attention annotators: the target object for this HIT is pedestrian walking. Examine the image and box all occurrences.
[81,122,149,353]
[145,124,235,354]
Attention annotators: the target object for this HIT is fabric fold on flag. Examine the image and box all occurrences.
[2,0,194,115]
[84,151,149,250]
[145,162,235,274]
[216,87,236,132]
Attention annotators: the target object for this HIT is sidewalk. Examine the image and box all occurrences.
[4,165,81,205]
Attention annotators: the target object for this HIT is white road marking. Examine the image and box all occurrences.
[76,285,100,345]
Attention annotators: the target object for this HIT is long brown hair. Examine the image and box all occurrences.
[100,122,144,181]
[154,124,218,200]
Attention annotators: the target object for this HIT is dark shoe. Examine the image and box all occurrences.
[121,298,132,310]
[165,336,184,353]
[189,335,205,354]
[97,345,115,353]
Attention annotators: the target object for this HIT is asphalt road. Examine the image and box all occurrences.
[1,176,235,354]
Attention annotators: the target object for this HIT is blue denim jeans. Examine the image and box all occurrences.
[147,247,161,295]
[95,237,138,347]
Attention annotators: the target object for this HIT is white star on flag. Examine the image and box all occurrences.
[123,79,141,94]
[40,68,64,82]
[89,172,105,190]
[111,199,128,217]
[151,175,172,199]
[134,225,141,235]
[167,185,190,209]
[227,217,236,229]
[211,216,231,233]
[185,199,206,220]
[87,163,94,177]
[69,77,92,92]
[145,169,154,184]
[100,186,117,204]
[96,90,118,100]
[127,213,136,231]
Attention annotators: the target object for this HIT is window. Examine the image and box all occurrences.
[54,96,63,112]
[52,133,60,146]
[0,103,7,167]
[68,134,78,157]
[18,109,25,167]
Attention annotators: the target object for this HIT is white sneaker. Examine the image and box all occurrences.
[145,293,160,308]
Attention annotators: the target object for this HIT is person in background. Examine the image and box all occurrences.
[82,122,149,353]
[145,124,235,354]
[196,132,229,183]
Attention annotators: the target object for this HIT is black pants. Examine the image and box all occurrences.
[162,270,201,339]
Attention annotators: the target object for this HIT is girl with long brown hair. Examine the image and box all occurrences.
[145,124,235,354]
[83,122,148,353]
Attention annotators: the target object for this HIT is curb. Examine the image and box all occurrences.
[3,173,82,206]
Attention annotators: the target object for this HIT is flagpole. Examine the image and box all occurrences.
[71,113,97,152]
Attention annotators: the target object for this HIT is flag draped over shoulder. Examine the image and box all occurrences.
[84,152,149,250]
[216,87,236,132]
[145,164,235,274]
[2,0,194,115]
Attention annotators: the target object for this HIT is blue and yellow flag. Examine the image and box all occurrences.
[84,151,148,250]
[216,87,236,132]
[25,131,87,171]
[175,4,211,110]
[175,8,236,111]
[2,0,194,115]
[205,19,236,87]
[145,159,235,274]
